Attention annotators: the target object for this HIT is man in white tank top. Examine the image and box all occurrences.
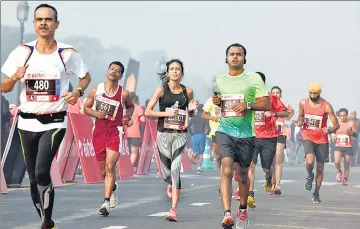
[1,4,91,229]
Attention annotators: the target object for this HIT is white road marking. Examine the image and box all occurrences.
[12,184,212,229]
[101,226,127,229]
[190,202,210,206]
[148,212,169,217]
[321,182,338,186]
[352,185,360,188]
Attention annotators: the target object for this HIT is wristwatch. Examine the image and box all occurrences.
[75,87,84,96]
[246,102,253,110]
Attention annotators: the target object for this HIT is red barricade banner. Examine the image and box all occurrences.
[117,135,133,180]
[50,159,63,187]
[56,118,80,182]
[69,114,104,184]
[1,166,7,194]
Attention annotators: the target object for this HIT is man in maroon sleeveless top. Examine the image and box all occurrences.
[297,83,339,204]
[84,61,134,216]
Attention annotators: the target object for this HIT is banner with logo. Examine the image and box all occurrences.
[56,118,80,182]
[68,113,104,184]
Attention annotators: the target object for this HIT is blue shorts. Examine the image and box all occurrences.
[192,133,206,155]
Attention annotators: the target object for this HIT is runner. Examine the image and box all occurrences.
[247,72,289,208]
[83,61,134,216]
[202,95,221,191]
[125,93,146,171]
[333,108,358,185]
[188,104,208,174]
[349,111,360,166]
[297,83,339,203]
[212,43,271,229]
[145,59,198,222]
[270,86,294,195]
[1,4,91,229]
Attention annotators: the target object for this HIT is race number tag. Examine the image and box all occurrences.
[304,114,323,130]
[214,106,221,118]
[164,108,187,130]
[95,96,120,121]
[220,94,245,117]
[255,111,265,126]
[25,71,60,102]
[276,119,284,133]
[336,134,350,146]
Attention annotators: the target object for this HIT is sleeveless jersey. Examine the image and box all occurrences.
[302,98,328,144]
[93,83,123,130]
[335,120,352,147]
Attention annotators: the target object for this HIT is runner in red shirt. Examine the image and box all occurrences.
[297,83,339,204]
[333,108,358,185]
[247,72,289,208]
[270,86,294,195]
[84,61,134,216]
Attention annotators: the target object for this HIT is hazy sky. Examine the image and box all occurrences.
[2,1,360,114]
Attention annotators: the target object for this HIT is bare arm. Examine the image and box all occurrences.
[201,111,218,122]
[1,75,18,93]
[83,86,100,118]
[326,103,340,133]
[297,100,305,126]
[251,96,271,111]
[122,90,135,118]
[145,86,170,118]
[350,120,358,137]
[76,72,91,92]
[139,114,146,122]
[186,88,196,117]
[287,107,295,120]
[275,110,289,118]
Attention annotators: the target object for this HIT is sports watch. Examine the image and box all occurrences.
[75,87,84,96]
[246,102,253,110]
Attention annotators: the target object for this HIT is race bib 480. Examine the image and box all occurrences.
[26,79,60,102]
[220,94,244,117]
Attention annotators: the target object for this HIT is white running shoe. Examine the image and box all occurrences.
[110,182,118,208]
[100,201,110,217]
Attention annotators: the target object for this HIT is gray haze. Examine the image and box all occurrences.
[1,1,360,115]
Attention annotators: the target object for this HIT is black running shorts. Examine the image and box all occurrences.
[303,140,329,163]
[216,131,255,168]
[334,147,353,156]
[252,137,277,170]
[127,137,142,147]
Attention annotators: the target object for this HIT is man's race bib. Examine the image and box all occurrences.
[214,106,221,118]
[336,134,351,146]
[276,119,284,133]
[164,108,187,130]
[304,114,323,130]
[255,111,265,126]
[25,71,60,102]
[95,96,120,121]
[220,94,244,117]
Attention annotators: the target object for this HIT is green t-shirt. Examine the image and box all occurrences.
[215,70,268,139]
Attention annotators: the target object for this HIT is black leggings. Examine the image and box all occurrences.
[19,128,65,223]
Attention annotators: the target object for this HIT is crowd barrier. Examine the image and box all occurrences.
[1,113,194,193]
[0,165,7,194]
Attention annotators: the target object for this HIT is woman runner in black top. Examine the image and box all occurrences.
[145,59,198,222]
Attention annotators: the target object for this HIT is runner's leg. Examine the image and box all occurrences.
[334,150,342,181]
[156,132,173,197]
[36,128,66,226]
[18,130,43,219]
[343,153,352,180]
[273,138,285,192]
[303,140,316,191]
[104,150,120,199]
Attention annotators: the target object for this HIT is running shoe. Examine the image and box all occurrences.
[305,173,314,191]
[264,177,272,193]
[247,195,256,208]
[312,192,321,204]
[235,190,240,200]
[342,178,348,186]
[165,207,178,221]
[273,187,282,196]
[236,208,249,229]
[41,220,58,229]
[167,184,172,199]
[269,185,275,195]
[222,212,234,229]
[336,171,342,182]
[197,169,203,174]
[99,201,110,216]
[110,182,118,208]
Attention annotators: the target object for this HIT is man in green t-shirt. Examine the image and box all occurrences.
[212,43,271,228]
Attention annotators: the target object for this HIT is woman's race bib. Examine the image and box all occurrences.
[164,108,187,130]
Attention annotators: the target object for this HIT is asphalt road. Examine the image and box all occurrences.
[1,163,360,229]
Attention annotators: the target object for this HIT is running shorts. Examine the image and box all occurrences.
[192,133,206,155]
[216,131,255,168]
[252,137,277,170]
[334,147,353,156]
[303,140,329,163]
[127,137,142,147]
[92,126,123,161]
